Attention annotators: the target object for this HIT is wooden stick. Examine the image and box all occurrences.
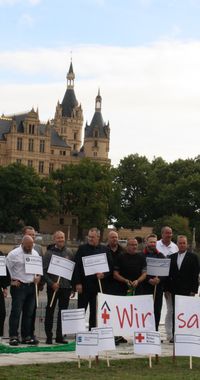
[190,356,193,370]
[98,278,102,293]
[106,352,110,367]
[153,284,157,302]
[149,355,152,368]
[89,356,92,368]
[78,355,81,368]
[35,282,39,308]
[50,276,60,308]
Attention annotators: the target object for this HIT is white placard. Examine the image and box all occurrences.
[47,254,75,280]
[175,334,200,357]
[24,255,43,275]
[97,293,155,336]
[91,327,115,351]
[146,257,170,276]
[82,252,109,276]
[0,256,6,276]
[134,331,161,355]
[76,332,99,357]
[61,308,86,334]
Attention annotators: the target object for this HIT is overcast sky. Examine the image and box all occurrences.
[1,0,200,166]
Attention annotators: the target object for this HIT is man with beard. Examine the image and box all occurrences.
[142,234,165,331]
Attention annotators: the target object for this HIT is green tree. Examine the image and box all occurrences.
[51,159,113,239]
[0,163,57,232]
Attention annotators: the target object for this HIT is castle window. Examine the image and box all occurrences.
[74,132,77,140]
[94,130,99,138]
[73,144,77,151]
[93,152,97,157]
[28,138,34,152]
[94,140,98,148]
[29,124,35,135]
[16,159,21,164]
[40,139,45,153]
[28,160,33,167]
[38,161,44,174]
[60,150,66,156]
[51,150,54,154]
[49,163,54,173]
[59,217,64,225]
[17,137,23,151]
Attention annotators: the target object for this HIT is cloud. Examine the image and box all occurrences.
[19,12,34,26]
[0,0,41,5]
[1,40,200,165]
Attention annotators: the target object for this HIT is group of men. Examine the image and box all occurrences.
[2,225,200,346]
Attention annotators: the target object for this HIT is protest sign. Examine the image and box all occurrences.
[146,257,170,277]
[61,308,86,335]
[76,332,99,357]
[82,253,109,276]
[47,254,75,280]
[97,293,155,336]
[91,327,115,351]
[134,331,161,355]
[0,256,6,276]
[24,255,43,275]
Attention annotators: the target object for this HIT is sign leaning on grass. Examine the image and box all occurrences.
[97,293,155,336]
[76,332,99,357]
[175,295,200,357]
[134,331,161,355]
[82,252,109,276]
[24,255,43,275]
[146,257,170,277]
[91,327,115,351]
[0,256,6,276]
[47,254,75,280]
[61,308,86,335]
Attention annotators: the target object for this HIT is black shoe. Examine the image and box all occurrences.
[46,338,53,344]
[118,336,128,344]
[9,338,19,346]
[169,338,174,343]
[115,337,121,346]
[55,338,68,344]
[21,337,39,345]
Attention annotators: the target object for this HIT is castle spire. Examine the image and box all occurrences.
[67,60,75,89]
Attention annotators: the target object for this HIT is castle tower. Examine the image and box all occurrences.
[83,90,110,163]
[54,61,83,152]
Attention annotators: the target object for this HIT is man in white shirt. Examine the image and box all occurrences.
[7,235,41,346]
[156,226,178,341]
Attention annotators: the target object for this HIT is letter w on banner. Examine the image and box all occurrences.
[97,293,155,336]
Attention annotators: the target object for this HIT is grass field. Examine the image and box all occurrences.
[1,357,200,380]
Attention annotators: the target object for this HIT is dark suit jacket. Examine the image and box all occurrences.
[166,251,199,295]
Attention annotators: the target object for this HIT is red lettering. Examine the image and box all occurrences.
[177,313,186,328]
[141,312,152,327]
[187,314,199,328]
[135,308,139,328]
[116,305,133,328]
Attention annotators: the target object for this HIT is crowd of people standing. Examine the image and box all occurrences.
[0,225,199,346]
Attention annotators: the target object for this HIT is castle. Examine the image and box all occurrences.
[0,62,110,175]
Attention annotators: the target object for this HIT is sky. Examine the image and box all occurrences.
[1,0,200,166]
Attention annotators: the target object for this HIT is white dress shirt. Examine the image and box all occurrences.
[156,240,178,257]
[177,251,187,270]
[7,245,39,283]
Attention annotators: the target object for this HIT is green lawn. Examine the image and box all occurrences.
[1,357,200,380]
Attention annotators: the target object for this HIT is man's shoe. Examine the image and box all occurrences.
[118,336,128,344]
[46,338,53,344]
[22,337,39,345]
[55,338,68,344]
[169,338,174,343]
[115,337,121,346]
[9,338,19,346]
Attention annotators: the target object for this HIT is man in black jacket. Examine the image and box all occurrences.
[165,235,200,341]
[43,231,74,344]
[73,227,113,330]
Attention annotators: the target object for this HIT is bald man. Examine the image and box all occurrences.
[7,236,40,346]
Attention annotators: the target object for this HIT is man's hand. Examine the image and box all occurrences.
[149,277,160,286]
[76,284,83,294]
[52,282,60,291]
[3,288,8,297]
[34,275,41,285]
[11,280,21,287]
[96,273,104,280]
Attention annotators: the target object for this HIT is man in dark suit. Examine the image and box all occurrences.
[166,235,200,342]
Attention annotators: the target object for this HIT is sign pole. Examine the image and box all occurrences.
[78,355,81,368]
[189,356,193,370]
[35,275,39,308]
[149,355,152,368]
[50,276,60,308]
[98,279,103,293]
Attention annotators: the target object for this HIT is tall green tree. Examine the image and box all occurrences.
[0,163,57,232]
[51,159,113,238]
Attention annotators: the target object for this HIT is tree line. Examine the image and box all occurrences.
[1,154,200,241]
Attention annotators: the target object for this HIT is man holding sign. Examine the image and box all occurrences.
[73,227,113,330]
[43,230,74,344]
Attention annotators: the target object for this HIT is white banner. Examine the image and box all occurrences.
[82,253,109,276]
[175,295,200,357]
[0,256,6,276]
[25,255,43,275]
[91,327,115,352]
[61,308,86,335]
[47,254,75,280]
[134,331,161,355]
[97,293,155,336]
[146,257,170,277]
[76,332,99,357]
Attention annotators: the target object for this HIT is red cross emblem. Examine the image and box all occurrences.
[101,308,110,324]
[135,333,145,343]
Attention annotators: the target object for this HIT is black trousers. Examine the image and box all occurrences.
[45,287,71,340]
[0,289,6,336]
[78,291,97,330]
